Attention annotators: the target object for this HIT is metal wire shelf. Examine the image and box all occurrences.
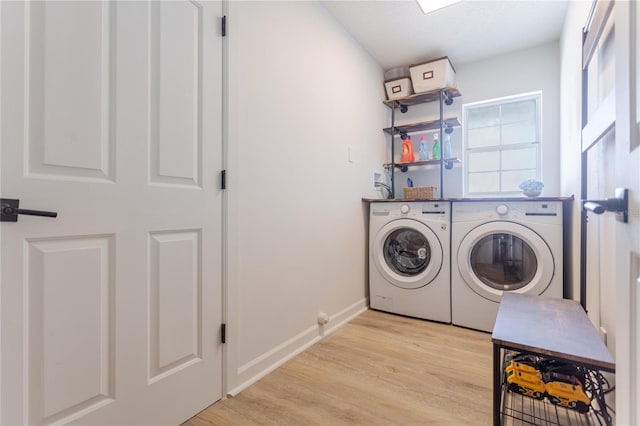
[499,350,613,426]
[501,386,595,426]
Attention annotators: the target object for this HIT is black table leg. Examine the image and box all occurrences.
[493,343,501,426]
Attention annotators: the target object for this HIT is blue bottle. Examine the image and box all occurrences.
[419,136,430,160]
[444,134,452,158]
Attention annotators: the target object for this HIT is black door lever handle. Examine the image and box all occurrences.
[582,188,628,223]
[1,198,58,222]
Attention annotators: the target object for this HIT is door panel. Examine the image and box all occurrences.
[29,1,115,181]
[585,130,616,337]
[1,1,223,425]
[28,236,115,424]
[150,1,202,187]
[149,230,202,381]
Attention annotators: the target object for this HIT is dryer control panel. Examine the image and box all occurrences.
[452,201,562,225]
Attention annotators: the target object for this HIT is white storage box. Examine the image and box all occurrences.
[384,77,413,100]
[409,56,456,93]
[384,66,410,80]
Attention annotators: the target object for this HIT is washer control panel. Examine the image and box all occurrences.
[496,204,509,215]
[370,202,449,223]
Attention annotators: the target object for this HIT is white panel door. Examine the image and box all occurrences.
[601,1,640,422]
[621,1,640,422]
[0,1,223,425]
[583,1,640,422]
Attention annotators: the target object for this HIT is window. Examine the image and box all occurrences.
[463,92,541,196]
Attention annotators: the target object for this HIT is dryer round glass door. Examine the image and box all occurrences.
[457,221,554,302]
[372,219,443,289]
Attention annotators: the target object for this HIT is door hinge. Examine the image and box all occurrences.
[221,170,226,190]
[222,16,227,37]
[221,323,226,344]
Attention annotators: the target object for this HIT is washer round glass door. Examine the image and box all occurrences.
[372,219,443,289]
[457,221,554,302]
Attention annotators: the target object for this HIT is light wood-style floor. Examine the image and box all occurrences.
[184,309,493,425]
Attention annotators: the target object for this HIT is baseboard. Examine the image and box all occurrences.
[227,298,368,397]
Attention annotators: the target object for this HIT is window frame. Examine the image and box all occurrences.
[462,92,542,196]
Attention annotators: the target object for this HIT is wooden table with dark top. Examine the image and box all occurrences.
[491,292,615,426]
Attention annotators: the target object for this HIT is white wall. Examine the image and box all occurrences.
[225,1,387,394]
[393,42,561,198]
[223,0,565,399]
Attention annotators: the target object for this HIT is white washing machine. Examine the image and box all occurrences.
[451,201,563,332]
[369,201,450,323]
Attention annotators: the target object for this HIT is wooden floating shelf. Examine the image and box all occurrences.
[383,117,461,135]
[383,158,462,168]
[383,87,461,108]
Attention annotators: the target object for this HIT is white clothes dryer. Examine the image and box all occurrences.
[451,201,563,332]
[369,201,450,323]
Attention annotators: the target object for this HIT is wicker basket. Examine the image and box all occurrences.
[403,186,438,199]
